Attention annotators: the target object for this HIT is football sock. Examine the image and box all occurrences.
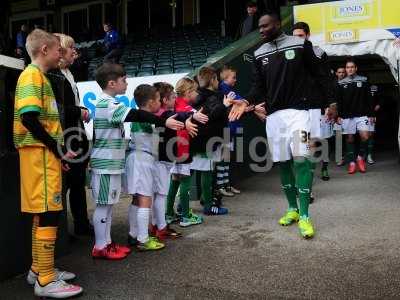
[368,137,374,156]
[293,158,312,218]
[279,160,298,210]
[137,208,150,243]
[359,140,368,159]
[106,205,113,245]
[216,162,225,189]
[36,226,57,285]
[322,161,329,171]
[346,142,355,163]
[201,171,213,209]
[93,205,109,249]
[223,162,230,187]
[179,176,192,218]
[31,215,39,274]
[166,179,180,216]
[154,193,167,230]
[128,204,138,238]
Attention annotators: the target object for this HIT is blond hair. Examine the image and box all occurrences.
[53,33,75,68]
[175,77,197,97]
[26,29,59,59]
[220,65,237,80]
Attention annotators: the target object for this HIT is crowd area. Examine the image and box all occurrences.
[11,8,386,299]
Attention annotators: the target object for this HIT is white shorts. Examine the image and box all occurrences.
[91,173,122,205]
[368,119,375,132]
[125,151,155,197]
[154,161,173,196]
[191,154,214,171]
[309,109,322,139]
[342,117,369,135]
[266,109,311,162]
[320,115,334,139]
[170,163,191,176]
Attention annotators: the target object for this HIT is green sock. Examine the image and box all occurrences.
[309,161,316,193]
[166,179,180,216]
[279,160,298,210]
[293,158,312,218]
[359,140,368,159]
[367,138,374,156]
[179,176,192,218]
[346,142,355,163]
[200,171,213,210]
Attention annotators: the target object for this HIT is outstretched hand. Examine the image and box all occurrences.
[166,114,185,131]
[228,101,248,122]
[193,107,209,124]
[185,116,198,137]
[61,150,77,172]
[253,102,266,121]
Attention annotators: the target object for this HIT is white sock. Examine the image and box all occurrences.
[151,201,157,227]
[154,193,167,230]
[106,205,113,245]
[137,208,150,243]
[93,205,109,249]
[128,204,138,238]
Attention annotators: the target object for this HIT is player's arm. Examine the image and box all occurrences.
[21,112,70,160]
[123,108,184,130]
[303,40,336,107]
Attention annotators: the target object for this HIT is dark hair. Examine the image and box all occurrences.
[261,10,281,22]
[95,63,126,89]
[134,84,158,108]
[292,22,310,35]
[153,82,174,100]
[103,22,112,27]
[246,1,257,8]
[346,58,357,67]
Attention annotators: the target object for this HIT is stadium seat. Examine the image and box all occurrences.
[136,70,154,77]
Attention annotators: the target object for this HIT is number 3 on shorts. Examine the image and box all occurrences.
[301,131,310,143]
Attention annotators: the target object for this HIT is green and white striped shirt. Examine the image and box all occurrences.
[91,93,131,174]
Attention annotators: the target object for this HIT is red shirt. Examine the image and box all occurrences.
[175,97,194,162]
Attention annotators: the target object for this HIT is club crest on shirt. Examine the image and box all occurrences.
[357,81,363,87]
[285,50,295,60]
[53,193,61,204]
[262,57,269,65]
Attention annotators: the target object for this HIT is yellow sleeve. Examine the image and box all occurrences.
[15,68,44,115]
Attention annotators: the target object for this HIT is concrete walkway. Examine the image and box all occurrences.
[2,153,400,299]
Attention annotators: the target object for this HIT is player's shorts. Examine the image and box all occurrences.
[320,115,334,139]
[309,109,322,139]
[125,150,155,197]
[170,162,191,176]
[191,153,214,171]
[367,119,375,132]
[154,161,173,196]
[266,109,311,162]
[342,116,369,135]
[19,147,63,213]
[91,173,122,205]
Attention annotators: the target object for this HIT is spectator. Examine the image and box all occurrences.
[16,24,29,62]
[103,23,122,63]
[236,1,260,39]
[47,33,93,236]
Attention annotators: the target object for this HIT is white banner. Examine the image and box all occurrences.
[77,73,188,139]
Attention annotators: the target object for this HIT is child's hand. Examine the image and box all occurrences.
[81,108,90,123]
[61,150,77,172]
[185,116,198,137]
[166,114,185,131]
[228,101,248,121]
[193,107,209,124]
